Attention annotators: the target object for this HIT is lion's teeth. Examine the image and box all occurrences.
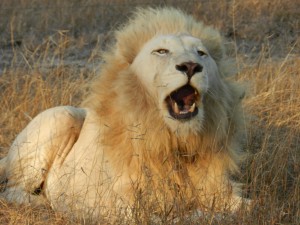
[173,101,196,114]
[173,102,180,114]
[189,103,196,112]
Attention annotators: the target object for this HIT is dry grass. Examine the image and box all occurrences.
[0,0,299,224]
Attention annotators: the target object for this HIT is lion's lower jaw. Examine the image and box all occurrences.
[164,112,204,136]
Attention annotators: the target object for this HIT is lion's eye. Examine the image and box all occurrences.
[153,49,169,55]
[197,50,207,57]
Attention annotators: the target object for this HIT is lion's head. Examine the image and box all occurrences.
[85,7,243,140]
[131,33,223,134]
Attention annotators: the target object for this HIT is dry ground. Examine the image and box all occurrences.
[0,0,299,224]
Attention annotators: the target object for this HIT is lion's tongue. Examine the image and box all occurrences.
[182,92,197,106]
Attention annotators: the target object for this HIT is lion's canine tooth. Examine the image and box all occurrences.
[189,103,196,112]
[173,102,180,114]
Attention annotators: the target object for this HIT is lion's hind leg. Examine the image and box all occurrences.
[1,106,86,205]
[0,156,42,205]
[0,156,47,205]
[0,185,48,206]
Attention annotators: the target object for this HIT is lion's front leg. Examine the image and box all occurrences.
[0,106,86,205]
[195,178,245,212]
[189,155,248,213]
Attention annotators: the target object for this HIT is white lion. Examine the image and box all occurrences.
[0,8,248,221]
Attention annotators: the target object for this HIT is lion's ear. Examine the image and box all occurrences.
[200,31,225,62]
[207,42,225,62]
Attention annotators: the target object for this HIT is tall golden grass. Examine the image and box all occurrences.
[0,0,299,224]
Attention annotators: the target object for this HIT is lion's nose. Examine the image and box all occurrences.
[175,62,203,79]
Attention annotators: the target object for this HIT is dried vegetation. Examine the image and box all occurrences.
[0,0,299,224]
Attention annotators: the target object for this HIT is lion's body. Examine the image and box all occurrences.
[0,8,247,220]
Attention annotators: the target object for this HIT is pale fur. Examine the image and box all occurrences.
[0,8,247,220]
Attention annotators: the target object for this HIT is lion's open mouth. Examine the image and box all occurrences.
[165,84,200,120]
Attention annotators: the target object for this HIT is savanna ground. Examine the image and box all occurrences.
[0,0,299,224]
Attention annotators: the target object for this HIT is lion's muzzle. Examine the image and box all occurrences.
[175,62,203,80]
